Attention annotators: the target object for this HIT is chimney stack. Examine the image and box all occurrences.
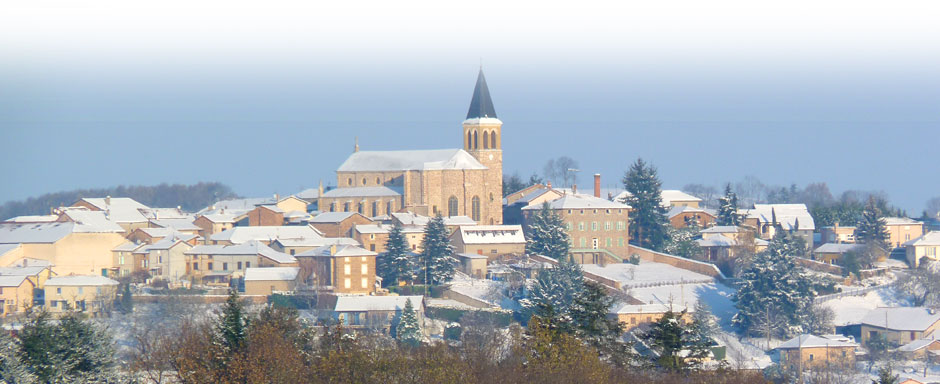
[105,195,111,206]
[594,174,601,198]
[572,184,577,195]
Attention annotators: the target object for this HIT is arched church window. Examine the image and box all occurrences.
[483,131,489,149]
[343,202,350,212]
[468,131,473,149]
[330,202,336,212]
[376,177,381,185]
[386,201,393,215]
[362,178,367,185]
[371,201,378,217]
[491,132,497,149]
[448,196,459,217]
[473,130,478,150]
[471,196,481,222]
[347,178,353,186]
[357,202,364,215]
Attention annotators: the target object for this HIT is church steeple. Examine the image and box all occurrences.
[466,69,497,119]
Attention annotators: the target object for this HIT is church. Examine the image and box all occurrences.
[318,70,504,225]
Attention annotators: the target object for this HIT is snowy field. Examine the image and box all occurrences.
[582,261,714,288]
[819,287,911,326]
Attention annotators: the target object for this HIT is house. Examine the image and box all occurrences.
[898,338,940,359]
[449,225,526,261]
[135,233,196,282]
[295,244,377,295]
[666,206,716,229]
[269,236,359,257]
[502,186,562,225]
[333,295,424,329]
[904,231,940,267]
[193,213,244,238]
[0,264,54,290]
[352,224,425,254]
[860,307,940,344]
[521,193,631,264]
[243,267,301,296]
[0,222,127,277]
[610,303,690,331]
[813,243,866,265]
[777,334,857,371]
[743,204,815,247]
[44,275,119,316]
[112,242,145,277]
[70,197,151,232]
[455,253,488,278]
[0,275,36,316]
[246,205,286,227]
[310,212,374,238]
[885,217,925,249]
[209,225,325,246]
[184,241,298,286]
[694,226,767,261]
[819,222,857,244]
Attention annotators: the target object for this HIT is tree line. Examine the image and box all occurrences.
[0,182,239,220]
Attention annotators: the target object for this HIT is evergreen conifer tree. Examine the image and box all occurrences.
[419,214,457,285]
[217,290,248,351]
[622,158,670,251]
[643,310,687,371]
[396,298,421,346]
[378,222,414,286]
[118,282,133,314]
[520,256,585,327]
[732,233,815,338]
[18,311,116,382]
[855,196,890,251]
[716,184,742,226]
[663,225,701,259]
[570,281,633,364]
[524,202,571,260]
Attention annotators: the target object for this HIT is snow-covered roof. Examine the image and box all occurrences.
[612,303,688,314]
[210,226,324,244]
[139,207,189,220]
[777,334,857,349]
[661,190,703,206]
[186,241,297,264]
[256,205,284,214]
[5,258,51,268]
[321,186,403,198]
[695,234,737,248]
[198,213,243,223]
[814,243,865,254]
[885,217,921,226]
[334,295,424,312]
[905,232,940,247]
[666,205,716,219]
[0,275,30,287]
[243,267,300,281]
[58,209,126,233]
[295,188,321,202]
[0,223,75,244]
[199,197,275,214]
[297,244,377,258]
[860,307,940,331]
[521,193,630,210]
[273,236,358,247]
[353,224,424,234]
[898,338,940,352]
[0,244,21,257]
[148,218,200,231]
[745,204,816,231]
[45,275,119,287]
[112,242,143,252]
[700,226,742,234]
[454,225,525,244]
[311,212,364,223]
[1,215,58,223]
[456,252,488,259]
[76,197,150,223]
[135,233,196,253]
[0,266,48,277]
[391,212,476,227]
[338,149,487,172]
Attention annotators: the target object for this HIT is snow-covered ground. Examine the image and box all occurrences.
[819,287,911,326]
[582,261,714,288]
[447,273,509,308]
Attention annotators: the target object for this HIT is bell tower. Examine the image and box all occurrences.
[462,69,503,224]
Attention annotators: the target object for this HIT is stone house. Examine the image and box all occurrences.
[777,334,857,371]
[243,267,301,296]
[860,307,940,345]
[885,217,925,249]
[905,231,940,267]
[0,222,127,277]
[295,244,377,295]
[44,275,119,316]
[352,224,424,254]
[449,225,526,261]
[0,275,35,316]
[521,193,631,265]
[310,212,374,238]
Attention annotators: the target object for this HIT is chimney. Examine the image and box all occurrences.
[318,180,324,197]
[594,174,601,198]
[274,193,279,202]
[572,184,577,195]
[105,195,111,206]
[546,181,552,189]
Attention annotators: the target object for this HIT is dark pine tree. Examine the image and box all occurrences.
[217,290,248,352]
[622,158,670,251]
[855,196,891,251]
[419,214,457,285]
[716,184,742,226]
[524,201,571,260]
[378,222,415,287]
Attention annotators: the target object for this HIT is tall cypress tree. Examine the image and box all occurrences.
[716,184,741,226]
[378,222,415,286]
[855,197,890,250]
[622,158,670,251]
[419,214,457,285]
[525,202,571,260]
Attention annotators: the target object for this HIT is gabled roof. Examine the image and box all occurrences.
[297,244,376,258]
[244,267,300,281]
[57,209,126,233]
[454,225,526,245]
[272,237,358,248]
[905,231,940,247]
[45,275,119,286]
[746,204,816,231]
[295,188,321,202]
[898,338,940,352]
[311,212,370,223]
[76,197,150,223]
[700,226,743,234]
[0,275,30,287]
[148,218,200,231]
[334,295,424,312]
[186,241,297,264]
[337,149,486,172]
[135,233,197,253]
[522,193,630,210]
[860,307,940,331]
[777,334,857,349]
[209,226,324,244]
[0,223,75,244]
[320,186,403,198]
[112,242,144,252]
[466,69,497,119]
[198,213,243,223]
[885,217,921,226]
[661,190,703,205]
[0,266,49,277]
[390,212,476,227]
[666,205,717,219]
[353,224,424,235]
[1,215,58,223]
[139,207,189,220]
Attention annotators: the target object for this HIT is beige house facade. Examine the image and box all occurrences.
[44,275,119,316]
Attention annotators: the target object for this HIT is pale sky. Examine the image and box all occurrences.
[1,0,938,212]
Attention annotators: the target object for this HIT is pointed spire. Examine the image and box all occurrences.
[466,69,497,119]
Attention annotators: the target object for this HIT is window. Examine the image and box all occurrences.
[372,201,378,217]
[57,287,62,294]
[193,262,199,271]
[491,131,496,148]
[591,222,598,231]
[344,278,351,289]
[208,262,213,270]
[386,201,393,215]
[808,354,813,361]
[51,301,57,307]
[580,238,586,247]
[911,331,916,340]
[361,264,367,274]
[343,202,350,212]
[468,130,473,148]
[483,131,489,149]
[473,130,478,149]
[578,222,585,231]
[592,238,598,249]
[376,177,381,184]
[345,265,351,275]
[606,238,612,247]
[362,177,367,185]
[618,237,624,247]
[290,249,295,255]
[246,262,250,268]
[370,244,376,251]
[158,256,163,263]
[78,287,83,294]
[330,202,336,212]
[357,202,364,214]
[237,261,242,270]
[347,178,353,186]
[471,196,481,221]
[566,222,572,231]
[361,278,368,288]
[448,196,459,217]
[119,255,125,264]
[605,222,611,231]
[223,262,228,271]
[491,249,497,254]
